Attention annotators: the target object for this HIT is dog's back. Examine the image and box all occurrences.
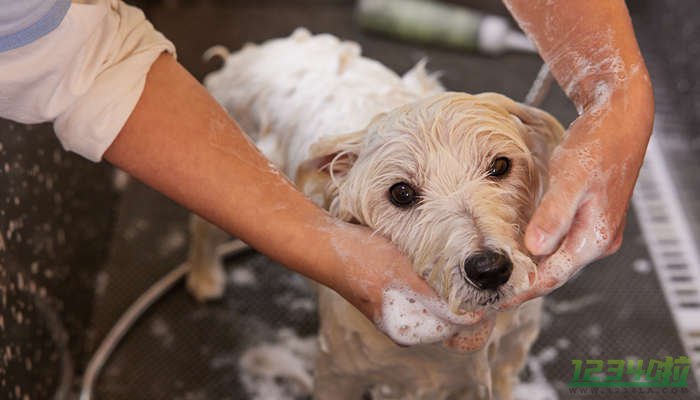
[204,28,442,180]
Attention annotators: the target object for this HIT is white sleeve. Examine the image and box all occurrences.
[0,0,176,162]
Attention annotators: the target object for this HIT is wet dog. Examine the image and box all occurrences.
[189,29,563,399]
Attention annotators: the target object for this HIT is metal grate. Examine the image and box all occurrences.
[632,121,700,389]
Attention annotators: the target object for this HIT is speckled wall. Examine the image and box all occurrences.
[0,121,118,399]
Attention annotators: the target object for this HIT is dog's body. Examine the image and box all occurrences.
[190,29,564,400]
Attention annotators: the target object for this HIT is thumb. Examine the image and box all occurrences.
[388,268,484,325]
[525,180,584,256]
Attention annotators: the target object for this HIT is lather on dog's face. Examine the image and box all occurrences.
[302,93,563,313]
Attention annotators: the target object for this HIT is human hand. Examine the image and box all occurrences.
[502,76,654,308]
[324,221,486,346]
[107,53,484,346]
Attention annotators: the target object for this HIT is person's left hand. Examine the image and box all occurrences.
[500,75,654,308]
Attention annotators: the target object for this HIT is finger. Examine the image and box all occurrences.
[602,217,625,257]
[525,177,586,256]
[533,199,611,293]
[495,288,544,310]
[382,268,484,326]
[501,199,613,309]
[411,289,485,325]
[442,315,496,353]
[398,266,485,325]
[403,267,440,298]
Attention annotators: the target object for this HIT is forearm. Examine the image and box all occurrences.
[504,0,653,117]
[104,53,346,289]
[498,0,657,302]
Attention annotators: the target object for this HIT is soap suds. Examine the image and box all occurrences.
[94,271,110,297]
[238,327,560,400]
[546,294,602,315]
[288,297,316,312]
[555,337,570,350]
[513,346,560,400]
[158,229,186,256]
[229,267,258,286]
[584,323,602,339]
[112,169,130,192]
[238,328,316,400]
[378,287,483,346]
[149,317,175,348]
[379,288,458,345]
[633,258,652,274]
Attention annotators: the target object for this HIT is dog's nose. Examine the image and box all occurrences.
[463,251,512,290]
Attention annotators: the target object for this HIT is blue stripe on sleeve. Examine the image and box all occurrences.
[0,0,72,52]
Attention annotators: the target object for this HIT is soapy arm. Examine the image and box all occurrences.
[104,53,481,338]
[502,0,654,301]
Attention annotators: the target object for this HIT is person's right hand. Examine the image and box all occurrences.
[500,0,654,310]
[497,74,654,311]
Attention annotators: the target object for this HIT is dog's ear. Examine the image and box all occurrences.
[481,93,565,201]
[509,102,564,164]
[295,130,366,209]
[488,96,565,164]
[477,93,564,161]
[510,101,564,201]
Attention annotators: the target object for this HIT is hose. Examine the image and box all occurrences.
[79,240,250,400]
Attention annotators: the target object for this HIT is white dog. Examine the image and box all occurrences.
[188,28,564,400]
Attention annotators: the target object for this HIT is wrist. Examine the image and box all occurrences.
[285,212,368,291]
[573,67,654,138]
[623,70,655,127]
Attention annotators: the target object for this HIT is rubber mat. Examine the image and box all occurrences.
[87,1,700,399]
[90,199,698,399]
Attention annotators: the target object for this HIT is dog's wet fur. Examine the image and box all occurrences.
[188,29,564,400]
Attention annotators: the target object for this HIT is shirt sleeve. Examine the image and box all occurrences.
[0,0,71,52]
[0,0,176,162]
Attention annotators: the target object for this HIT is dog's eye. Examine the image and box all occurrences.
[389,182,417,208]
[488,157,511,178]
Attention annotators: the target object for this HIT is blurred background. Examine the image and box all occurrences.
[1,0,699,399]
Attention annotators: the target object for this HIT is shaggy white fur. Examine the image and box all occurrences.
[192,28,564,400]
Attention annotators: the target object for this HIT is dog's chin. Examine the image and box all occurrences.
[452,282,512,312]
[440,260,533,313]
[420,265,504,314]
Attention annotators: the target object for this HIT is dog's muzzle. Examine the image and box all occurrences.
[463,250,513,290]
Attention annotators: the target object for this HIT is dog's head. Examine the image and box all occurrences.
[298,92,564,313]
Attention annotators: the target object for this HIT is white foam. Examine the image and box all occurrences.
[148,317,175,348]
[556,337,571,350]
[378,287,459,345]
[513,346,560,400]
[546,294,602,315]
[632,258,652,274]
[112,169,130,192]
[378,286,488,345]
[158,229,186,256]
[237,324,560,399]
[229,267,258,286]
[238,329,316,400]
[584,323,602,339]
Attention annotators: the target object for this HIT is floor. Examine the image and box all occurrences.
[2,1,699,399]
[88,1,700,399]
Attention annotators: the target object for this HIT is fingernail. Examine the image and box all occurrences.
[453,310,483,325]
[528,226,553,255]
[527,270,537,286]
[526,227,544,253]
[472,310,484,320]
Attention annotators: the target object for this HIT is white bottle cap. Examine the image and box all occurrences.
[478,15,537,55]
